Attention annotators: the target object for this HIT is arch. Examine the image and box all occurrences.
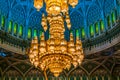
[91,65,110,76]
[104,0,115,16]
[28,11,42,28]
[87,4,101,25]
[3,66,23,79]
[68,66,89,80]
[11,4,26,25]
[0,0,9,16]
[111,64,120,76]
[68,66,89,77]
[25,67,43,80]
[3,61,34,77]
[70,11,84,29]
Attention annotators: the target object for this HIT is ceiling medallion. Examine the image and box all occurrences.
[27,0,84,79]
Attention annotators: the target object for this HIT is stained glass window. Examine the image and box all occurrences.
[34,29,37,37]
[76,29,79,38]
[100,20,104,32]
[115,10,117,20]
[28,28,32,39]
[111,12,116,23]
[8,21,12,33]
[1,16,5,28]
[14,23,18,35]
[90,25,94,37]
[95,22,99,34]
[81,27,85,39]
[19,25,23,37]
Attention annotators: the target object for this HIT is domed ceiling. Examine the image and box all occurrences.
[0,0,119,40]
[0,1,120,79]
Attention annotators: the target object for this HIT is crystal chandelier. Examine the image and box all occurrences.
[27,0,84,79]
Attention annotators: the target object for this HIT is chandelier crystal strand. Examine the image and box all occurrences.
[75,36,84,64]
[41,14,48,32]
[28,0,84,78]
[66,12,71,30]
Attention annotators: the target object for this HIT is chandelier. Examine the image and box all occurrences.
[27,0,84,79]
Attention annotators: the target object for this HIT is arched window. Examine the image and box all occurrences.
[90,24,94,37]
[95,22,99,35]
[111,10,117,24]
[114,10,117,20]
[8,20,12,33]
[76,29,79,38]
[28,28,32,39]
[1,16,5,29]
[100,20,104,32]
[81,27,85,39]
[14,23,18,35]
[19,25,23,37]
[111,12,116,24]
[107,15,111,28]
[33,29,37,38]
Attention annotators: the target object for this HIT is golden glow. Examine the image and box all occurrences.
[34,0,78,15]
[28,32,84,77]
[28,0,84,78]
